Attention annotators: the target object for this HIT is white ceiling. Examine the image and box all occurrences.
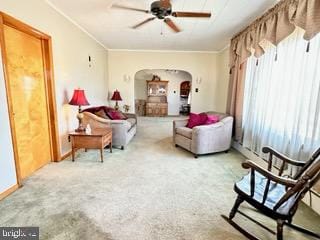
[47,0,279,51]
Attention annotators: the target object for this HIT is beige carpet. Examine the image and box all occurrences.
[0,117,319,240]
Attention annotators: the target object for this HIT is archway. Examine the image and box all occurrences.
[134,69,192,116]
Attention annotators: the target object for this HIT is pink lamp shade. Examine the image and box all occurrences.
[69,89,90,106]
[111,90,122,101]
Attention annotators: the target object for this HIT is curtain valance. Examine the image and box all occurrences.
[230,0,320,67]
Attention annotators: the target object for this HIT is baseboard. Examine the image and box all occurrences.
[303,189,320,215]
[60,150,72,161]
[60,149,84,161]
[0,184,19,201]
[232,141,268,167]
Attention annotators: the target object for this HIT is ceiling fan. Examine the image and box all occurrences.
[112,0,212,33]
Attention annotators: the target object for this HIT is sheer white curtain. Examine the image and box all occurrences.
[242,28,320,166]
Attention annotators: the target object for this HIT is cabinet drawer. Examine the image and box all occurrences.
[73,136,101,148]
[146,103,157,107]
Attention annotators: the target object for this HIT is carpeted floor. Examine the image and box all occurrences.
[0,117,319,240]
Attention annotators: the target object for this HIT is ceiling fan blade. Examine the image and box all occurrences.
[112,4,149,13]
[172,12,212,18]
[132,17,156,29]
[164,18,181,33]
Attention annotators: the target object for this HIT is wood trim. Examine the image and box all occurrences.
[61,148,85,161]
[311,188,320,198]
[0,12,61,185]
[0,184,19,201]
[41,37,61,162]
[0,14,22,187]
[0,11,50,40]
[61,150,72,161]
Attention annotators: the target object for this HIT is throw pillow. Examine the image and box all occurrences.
[205,114,219,125]
[103,106,115,113]
[82,106,102,114]
[107,110,128,120]
[82,106,114,114]
[186,112,208,128]
[95,109,110,119]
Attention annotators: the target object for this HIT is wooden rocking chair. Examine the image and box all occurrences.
[223,146,320,240]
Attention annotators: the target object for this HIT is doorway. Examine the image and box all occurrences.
[179,81,191,115]
[134,69,192,116]
[0,12,60,183]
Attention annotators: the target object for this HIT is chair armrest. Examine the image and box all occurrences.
[192,122,225,142]
[192,116,233,133]
[192,122,224,133]
[109,120,128,125]
[173,119,189,143]
[82,112,111,124]
[190,121,232,154]
[262,146,306,167]
[242,160,297,187]
[173,119,189,129]
[82,112,126,126]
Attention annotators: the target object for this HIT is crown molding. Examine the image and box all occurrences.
[45,0,108,50]
[218,44,230,53]
[107,49,220,54]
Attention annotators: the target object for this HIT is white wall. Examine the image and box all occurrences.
[108,50,229,114]
[217,47,230,112]
[135,69,192,116]
[0,0,109,156]
[0,51,17,193]
[0,0,109,195]
[134,78,148,101]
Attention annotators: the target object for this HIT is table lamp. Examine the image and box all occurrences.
[69,89,90,132]
[111,90,122,111]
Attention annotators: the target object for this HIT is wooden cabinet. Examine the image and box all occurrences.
[146,80,168,117]
[146,103,168,117]
[147,80,168,96]
[146,105,153,115]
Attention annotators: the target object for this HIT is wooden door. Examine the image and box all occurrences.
[3,24,52,179]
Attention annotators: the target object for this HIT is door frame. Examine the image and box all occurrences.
[0,12,60,186]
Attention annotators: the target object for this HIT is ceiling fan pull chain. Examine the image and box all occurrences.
[306,41,310,53]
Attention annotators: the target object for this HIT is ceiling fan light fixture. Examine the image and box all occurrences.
[112,0,212,33]
[151,1,172,19]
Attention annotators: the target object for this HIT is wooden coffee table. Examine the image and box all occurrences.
[69,128,112,162]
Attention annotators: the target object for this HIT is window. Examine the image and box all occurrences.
[242,28,320,161]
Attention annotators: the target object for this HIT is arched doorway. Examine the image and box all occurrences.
[180,81,191,115]
[134,69,192,116]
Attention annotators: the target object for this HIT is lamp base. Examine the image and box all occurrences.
[114,101,120,111]
[75,112,86,132]
[75,126,86,132]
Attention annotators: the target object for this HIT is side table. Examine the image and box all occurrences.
[69,128,112,162]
